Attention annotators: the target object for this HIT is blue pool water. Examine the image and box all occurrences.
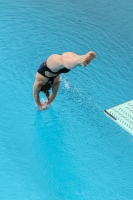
[0,0,133,199]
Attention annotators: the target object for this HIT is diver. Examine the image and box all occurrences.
[33,51,96,110]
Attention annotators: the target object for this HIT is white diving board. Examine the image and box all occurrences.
[104,100,133,136]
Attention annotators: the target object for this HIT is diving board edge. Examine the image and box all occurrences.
[104,110,116,120]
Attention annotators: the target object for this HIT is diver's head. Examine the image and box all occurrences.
[40,84,51,99]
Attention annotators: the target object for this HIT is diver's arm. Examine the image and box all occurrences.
[33,81,42,107]
[46,80,60,105]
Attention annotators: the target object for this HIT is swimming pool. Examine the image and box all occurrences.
[0,0,133,199]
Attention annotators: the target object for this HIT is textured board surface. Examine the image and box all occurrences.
[104,100,133,136]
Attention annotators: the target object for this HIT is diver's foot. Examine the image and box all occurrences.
[81,51,96,67]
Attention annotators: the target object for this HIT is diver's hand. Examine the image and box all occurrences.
[38,102,50,111]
